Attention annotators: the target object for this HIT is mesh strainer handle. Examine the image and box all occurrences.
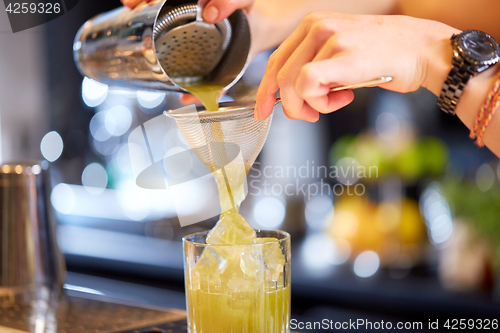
[274,76,392,104]
[330,76,392,91]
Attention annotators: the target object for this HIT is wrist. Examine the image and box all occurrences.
[455,63,500,128]
[421,25,461,96]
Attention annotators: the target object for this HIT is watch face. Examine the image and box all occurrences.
[458,30,500,65]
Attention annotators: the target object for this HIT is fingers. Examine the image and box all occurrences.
[296,54,373,100]
[296,102,320,122]
[180,94,201,105]
[258,51,359,121]
[255,20,315,120]
[256,16,345,121]
[277,22,339,119]
[121,0,153,9]
[202,0,254,23]
[255,88,277,121]
[306,90,355,115]
[121,0,141,8]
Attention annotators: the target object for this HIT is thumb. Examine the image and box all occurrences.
[202,0,254,23]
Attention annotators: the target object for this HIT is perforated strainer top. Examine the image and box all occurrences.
[166,101,273,173]
[154,4,232,81]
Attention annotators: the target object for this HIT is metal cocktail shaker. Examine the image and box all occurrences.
[0,162,65,298]
[73,0,251,93]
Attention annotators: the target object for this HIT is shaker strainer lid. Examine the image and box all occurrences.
[154,4,230,80]
[153,2,251,90]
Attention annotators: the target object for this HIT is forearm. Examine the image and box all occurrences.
[397,0,500,42]
[423,32,500,156]
[249,0,396,54]
[455,65,500,156]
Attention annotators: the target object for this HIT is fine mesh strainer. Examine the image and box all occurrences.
[166,101,274,173]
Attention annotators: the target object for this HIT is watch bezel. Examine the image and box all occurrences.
[453,30,500,67]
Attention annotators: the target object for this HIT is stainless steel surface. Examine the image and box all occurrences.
[0,287,186,333]
[166,101,273,173]
[330,76,393,91]
[74,0,251,93]
[0,162,65,297]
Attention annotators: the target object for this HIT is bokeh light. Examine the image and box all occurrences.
[137,90,166,109]
[429,214,453,245]
[331,210,359,238]
[82,77,108,107]
[300,234,336,274]
[51,183,76,214]
[40,160,49,170]
[335,157,360,185]
[253,197,286,228]
[329,238,351,265]
[117,180,152,221]
[40,131,63,162]
[82,163,108,195]
[105,105,133,136]
[89,112,112,142]
[476,163,495,192]
[32,164,42,175]
[353,251,380,278]
[375,112,400,140]
[420,183,454,246]
[305,193,333,231]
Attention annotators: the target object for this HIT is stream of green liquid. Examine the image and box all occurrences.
[182,83,242,215]
[183,83,225,112]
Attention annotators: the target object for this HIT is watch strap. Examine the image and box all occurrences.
[437,58,473,116]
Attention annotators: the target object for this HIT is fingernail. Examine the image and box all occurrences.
[203,6,219,22]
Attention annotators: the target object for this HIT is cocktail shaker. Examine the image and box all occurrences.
[0,162,65,298]
[73,0,251,92]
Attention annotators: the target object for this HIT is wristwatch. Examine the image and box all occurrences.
[437,30,500,115]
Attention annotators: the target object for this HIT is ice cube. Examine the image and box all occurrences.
[195,247,228,274]
[223,255,249,293]
[206,210,256,245]
[191,247,227,292]
[253,238,285,281]
[240,246,265,278]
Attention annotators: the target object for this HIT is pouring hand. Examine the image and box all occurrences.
[199,0,254,23]
[121,0,154,8]
[122,0,254,22]
[180,94,201,105]
[255,12,459,122]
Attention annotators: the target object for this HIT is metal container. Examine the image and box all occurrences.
[73,0,251,93]
[0,162,65,296]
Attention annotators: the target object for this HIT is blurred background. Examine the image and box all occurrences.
[1,0,500,331]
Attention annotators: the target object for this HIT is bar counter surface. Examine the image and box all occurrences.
[0,273,300,333]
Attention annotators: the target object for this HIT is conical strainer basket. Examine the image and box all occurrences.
[166,101,272,174]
